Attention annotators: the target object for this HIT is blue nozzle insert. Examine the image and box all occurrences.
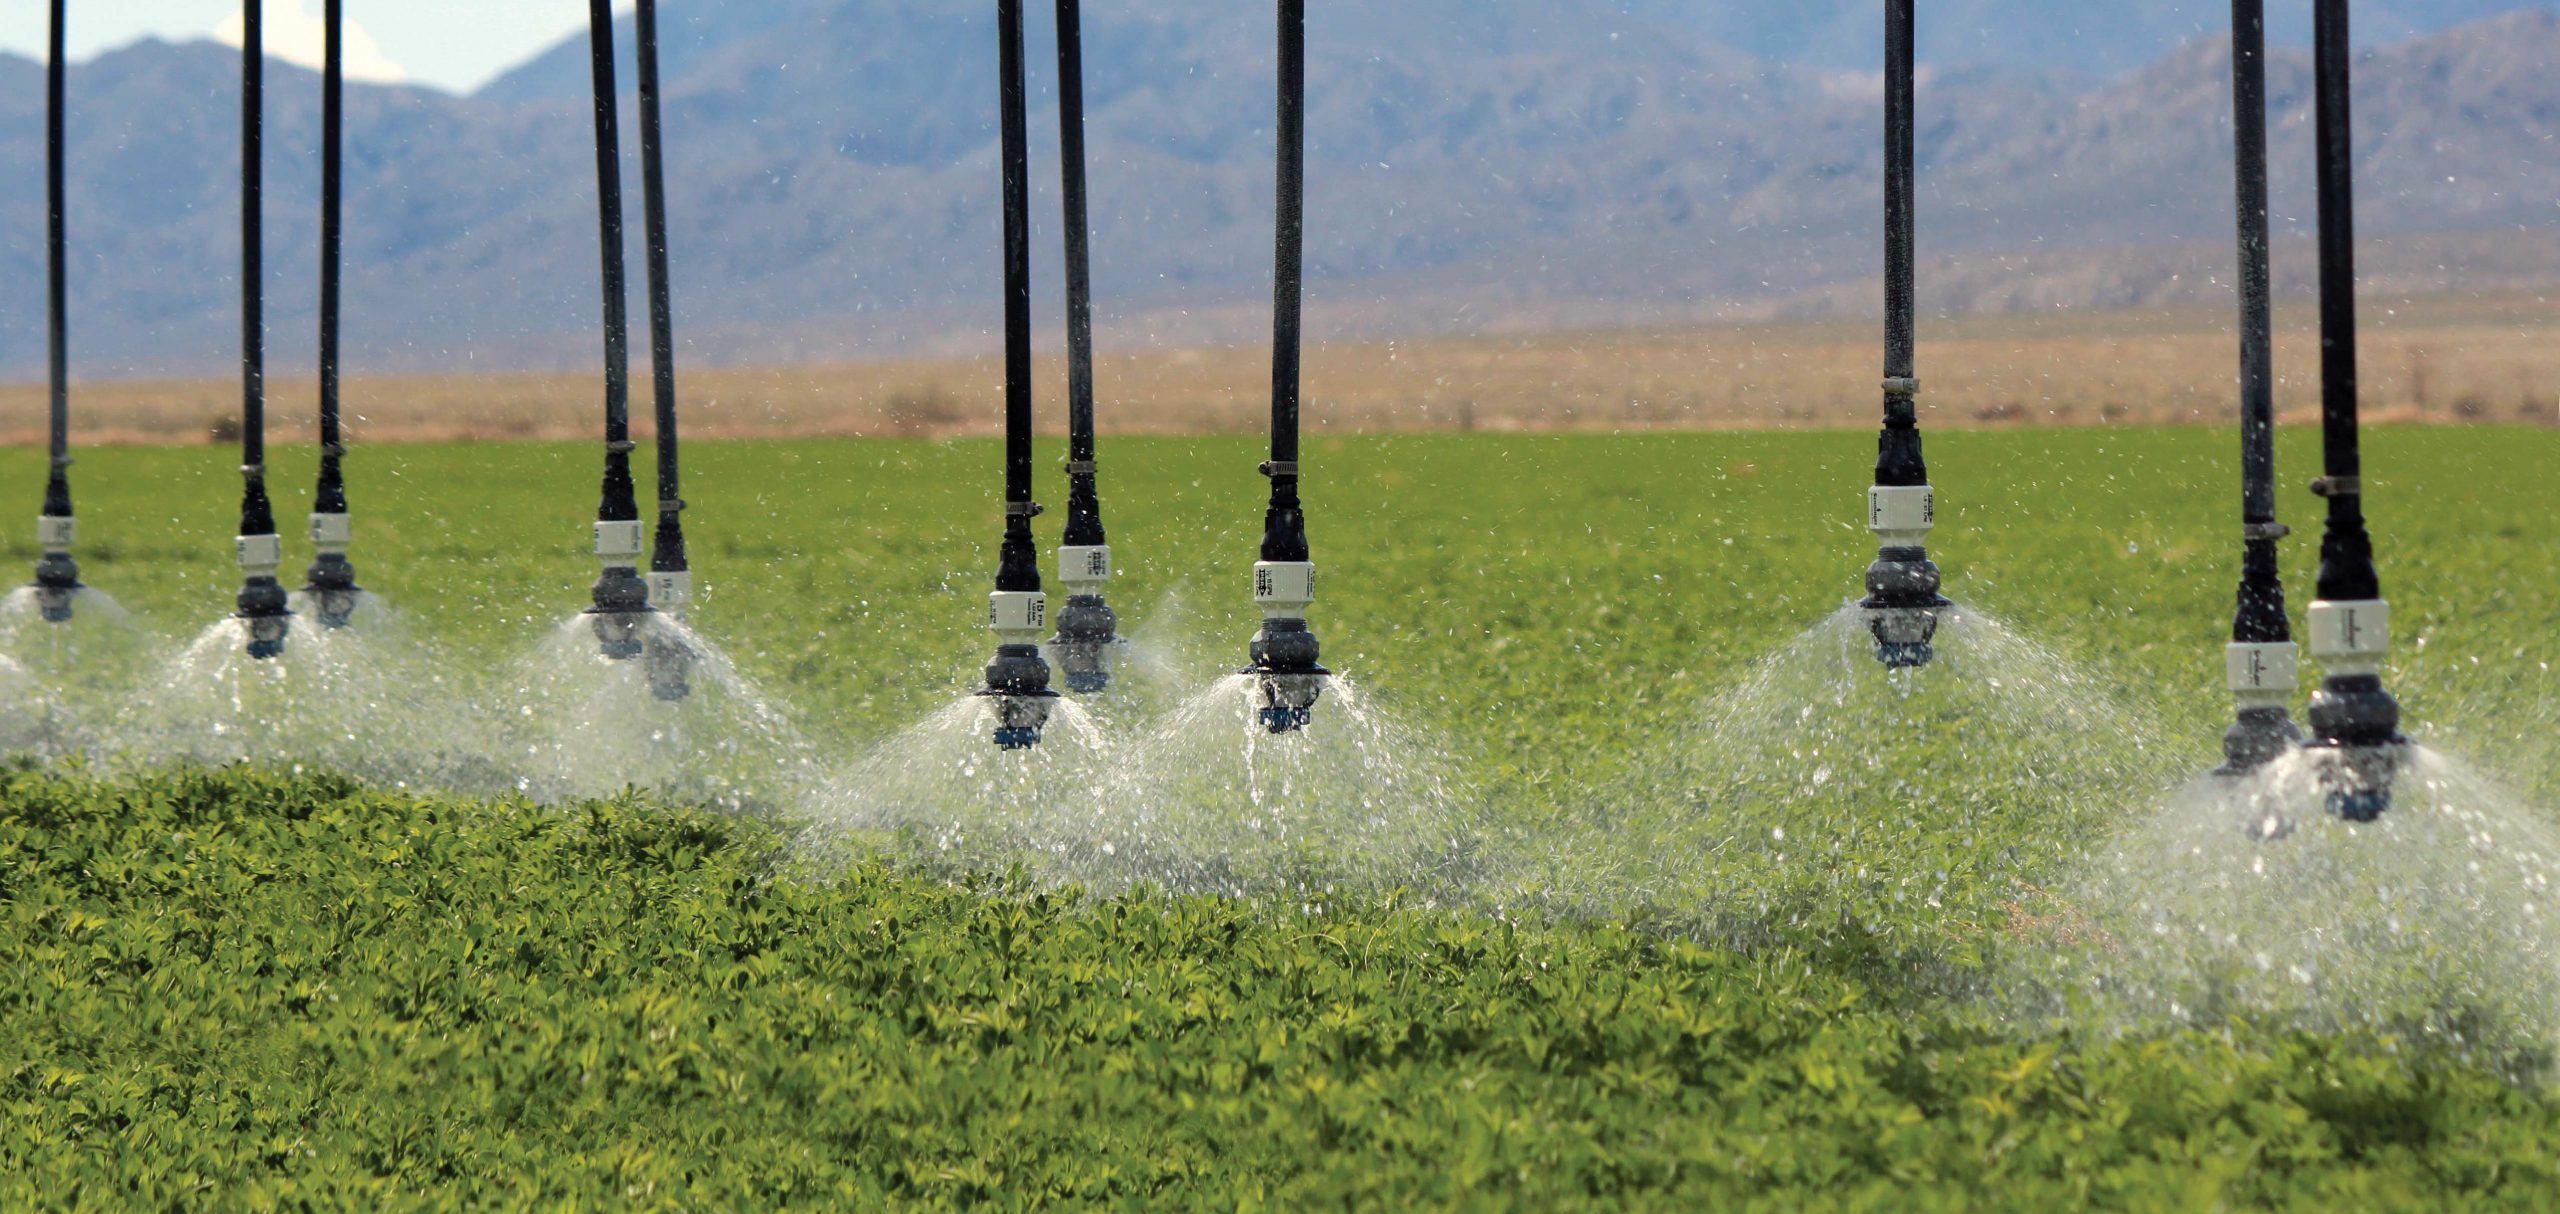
[1875,642,1934,669]
[2329,788,2389,823]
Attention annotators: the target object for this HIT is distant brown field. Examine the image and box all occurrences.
[4,294,2555,446]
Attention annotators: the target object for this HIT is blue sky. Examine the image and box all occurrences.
[0,0,589,93]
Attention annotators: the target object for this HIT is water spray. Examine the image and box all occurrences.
[28,0,79,624]
[2217,0,2304,784]
[633,0,694,703]
[579,0,654,661]
[1858,0,1950,670]
[1047,0,1118,695]
[2301,0,2407,821]
[1242,0,1328,734]
[975,0,1060,750]
[233,2,291,661]
[299,0,361,630]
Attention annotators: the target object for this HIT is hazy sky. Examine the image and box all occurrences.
[0,1,590,93]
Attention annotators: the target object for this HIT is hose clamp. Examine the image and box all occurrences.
[2242,522,2291,541]
[1063,460,1097,476]
[2310,476,2361,498]
[607,440,638,455]
[49,454,73,470]
[1005,501,1045,518]
[1260,460,1300,479]
[240,463,265,478]
[658,497,687,514]
[1883,377,1921,397]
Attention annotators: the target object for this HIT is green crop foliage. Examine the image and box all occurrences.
[2,427,2557,1206]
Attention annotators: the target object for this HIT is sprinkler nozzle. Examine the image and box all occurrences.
[646,629,695,702]
[2304,716,2407,822]
[586,605,648,660]
[32,515,79,622]
[32,581,75,624]
[1051,545,1117,694]
[588,519,654,660]
[1860,486,1948,669]
[1862,597,1947,670]
[2305,674,2407,821]
[301,512,361,629]
[980,678,1059,750]
[983,590,1060,749]
[1247,656,1328,734]
[1246,560,1327,733]
[234,531,293,660]
[643,569,694,702]
[2304,599,2407,821]
[303,585,360,631]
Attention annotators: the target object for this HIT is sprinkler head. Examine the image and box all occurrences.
[32,583,76,623]
[983,590,1060,748]
[2303,599,2406,821]
[32,516,78,622]
[643,568,695,703]
[1246,560,1326,733]
[2305,675,2408,821]
[586,607,648,661]
[302,512,361,629]
[589,520,654,659]
[1052,595,1118,695]
[1051,544,1118,694]
[645,629,695,703]
[303,585,361,630]
[1862,599,1948,670]
[235,531,292,659]
[2217,706,2305,781]
[1861,556,1950,670]
[1860,486,1948,669]
[1246,618,1328,735]
[2216,641,2304,781]
[235,580,292,661]
[1249,667,1328,734]
[979,645,1060,750]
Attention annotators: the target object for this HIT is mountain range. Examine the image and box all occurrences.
[0,1,2557,380]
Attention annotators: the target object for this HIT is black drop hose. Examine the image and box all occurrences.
[2302,0,2405,820]
[2312,0,2378,605]
[995,0,1041,595]
[315,0,346,519]
[238,2,273,543]
[1876,0,1924,489]
[1056,0,1105,551]
[2229,0,2289,647]
[1259,0,1310,565]
[41,0,69,523]
[231,2,288,654]
[300,0,362,625]
[2218,0,2303,784]
[587,0,638,535]
[582,0,649,647]
[31,0,78,617]
[635,0,686,581]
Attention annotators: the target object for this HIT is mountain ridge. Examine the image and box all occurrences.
[2,4,2558,379]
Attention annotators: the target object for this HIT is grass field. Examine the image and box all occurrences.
[3,427,2559,1205]
[6,296,2559,445]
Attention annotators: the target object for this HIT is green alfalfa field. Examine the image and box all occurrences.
[3,426,2559,1207]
